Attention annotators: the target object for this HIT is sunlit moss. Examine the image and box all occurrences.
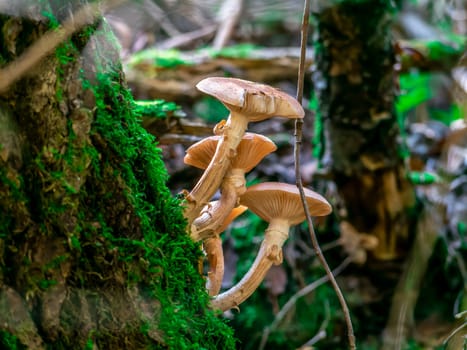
[74,21,235,349]
[133,99,183,118]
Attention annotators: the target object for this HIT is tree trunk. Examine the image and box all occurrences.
[0,2,234,349]
[312,0,416,260]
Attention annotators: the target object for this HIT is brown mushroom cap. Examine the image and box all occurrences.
[240,182,332,225]
[184,132,277,172]
[184,136,219,170]
[217,205,248,233]
[196,77,304,122]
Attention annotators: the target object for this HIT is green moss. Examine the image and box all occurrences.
[0,330,24,350]
[309,91,324,162]
[83,338,94,350]
[41,10,59,29]
[38,278,58,290]
[208,43,259,58]
[133,99,183,118]
[127,48,188,68]
[0,10,235,348]
[74,22,235,349]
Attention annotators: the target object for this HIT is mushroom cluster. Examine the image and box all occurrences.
[182,77,332,311]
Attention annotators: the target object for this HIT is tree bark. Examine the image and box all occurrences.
[312,0,416,260]
[0,2,234,349]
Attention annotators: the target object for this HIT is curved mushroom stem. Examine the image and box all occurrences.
[184,112,248,225]
[210,220,290,311]
[204,236,224,296]
[191,170,246,241]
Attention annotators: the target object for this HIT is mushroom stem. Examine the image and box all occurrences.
[184,112,248,224]
[210,220,289,311]
[205,236,224,296]
[191,169,246,241]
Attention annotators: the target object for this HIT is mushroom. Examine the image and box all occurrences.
[210,182,332,311]
[183,77,304,224]
[185,132,277,241]
[204,204,248,296]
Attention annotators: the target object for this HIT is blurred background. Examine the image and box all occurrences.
[104,1,466,349]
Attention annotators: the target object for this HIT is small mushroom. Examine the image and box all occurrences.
[184,77,304,224]
[185,132,277,241]
[204,204,247,296]
[210,182,332,311]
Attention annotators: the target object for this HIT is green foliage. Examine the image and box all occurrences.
[396,73,432,115]
[407,171,439,185]
[41,10,59,29]
[396,71,463,125]
[127,48,188,68]
[133,99,184,118]
[309,91,324,162]
[422,36,466,60]
[128,43,262,71]
[395,71,462,161]
[193,96,229,123]
[208,43,259,59]
[430,105,463,125]
[83,337,94,350]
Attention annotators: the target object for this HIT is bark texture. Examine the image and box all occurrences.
[0,2,234,349]
[312,0,416,260]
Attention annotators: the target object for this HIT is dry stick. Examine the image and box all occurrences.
[293,0,356,349]
[142,0,181,37]
[0,0,126,94]
[212,0,244,50]
[258,256,352,350]
[157,24,217,49]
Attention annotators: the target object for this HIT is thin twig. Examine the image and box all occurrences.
[299,299,330,348]
[258,256,352,350]
[293,0,356,349]
[0,0,126,93]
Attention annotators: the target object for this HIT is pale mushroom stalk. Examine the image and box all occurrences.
[210,219,289,311]
[202,204,248,296]
[210,182,332,312]
[184,112,248,224]
[185,132,277,240]
[204,236,224,296]
[191,168,246,241]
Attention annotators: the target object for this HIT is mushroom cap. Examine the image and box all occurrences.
[240,182,332,226]
[217,205,248,233]
[196,77,304,122]
[184,136,219,170]
[184,132,277,172]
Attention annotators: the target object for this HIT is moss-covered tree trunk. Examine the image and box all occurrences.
[0,2,234,349]
[312,0,415,260]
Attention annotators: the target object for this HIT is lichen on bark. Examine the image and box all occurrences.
[0,3,234,349]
